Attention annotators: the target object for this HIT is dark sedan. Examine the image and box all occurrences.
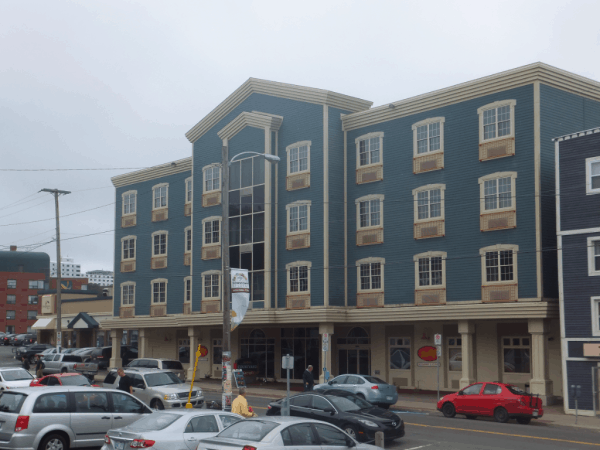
[15,344,54,363]
[266,390,404,443]
[2,334,16,346]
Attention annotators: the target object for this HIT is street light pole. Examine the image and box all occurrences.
[40,188,71,353]
[220,149,279,411]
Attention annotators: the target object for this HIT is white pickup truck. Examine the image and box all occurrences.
[41,353,85,374]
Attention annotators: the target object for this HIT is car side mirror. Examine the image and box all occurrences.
[458,391,464,396]
[325,408,335,415]
[328,381,334,385]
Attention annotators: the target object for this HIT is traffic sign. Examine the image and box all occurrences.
[436,346,442,357]
[322,336,329,343]
[434,334,442,345]
[322,343,329,352]
[323,333,329,339]
[282,354,294,369]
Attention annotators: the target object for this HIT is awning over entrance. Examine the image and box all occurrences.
[67,312,99,329]
[32,318,56,330]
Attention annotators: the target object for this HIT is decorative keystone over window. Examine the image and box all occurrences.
[150,278,167,316]
[286,141,311,191]
[286,201,311,250]
[478,172,517,231]
[185,177,192,216]
[412,118,445,174]
[286,261,311,309]
[478,100,516,161]
[201,270,221,313]
[201,216,222,260]
[120,235,137,273]
[413,184,445,239]
[355,132,383,184]
[151,230,168,269]
[121,190,137,227]
[203,164,222,207]
[414,251,446,306]
[480,244,518,302]
[151,183,169,222]
[355,194,384,246]
[356,257,384,308]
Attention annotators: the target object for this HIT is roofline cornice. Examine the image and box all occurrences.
[553,127,600,142]
[185,78,372,143]
[111,157,192,188]
[217,111,283,141]
[342,62,600,131]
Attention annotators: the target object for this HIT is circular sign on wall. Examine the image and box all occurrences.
[199,345,209,357]
[417,346,438,361]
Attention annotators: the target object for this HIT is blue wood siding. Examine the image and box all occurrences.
[566,361,596,410]
[114,171,192,316]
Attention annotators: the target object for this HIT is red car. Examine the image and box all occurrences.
[30,373,98,387]
[437,382,543,424]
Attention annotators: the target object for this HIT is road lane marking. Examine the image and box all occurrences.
[407,422,600,447]
[405,445,432,450]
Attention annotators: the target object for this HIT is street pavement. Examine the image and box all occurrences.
[2,347,600,449]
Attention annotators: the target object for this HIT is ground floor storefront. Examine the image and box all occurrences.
[104,310,563,405]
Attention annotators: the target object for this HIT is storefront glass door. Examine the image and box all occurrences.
[338,349,370,375]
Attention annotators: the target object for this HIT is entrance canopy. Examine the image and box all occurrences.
[32,318,55,330]
[67,312,99,329]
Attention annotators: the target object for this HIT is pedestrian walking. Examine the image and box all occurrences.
[231,388,257,418]
[303,365,314,391]
[35,355,44,378]
[21,356,30,372]
[117,368,133,394]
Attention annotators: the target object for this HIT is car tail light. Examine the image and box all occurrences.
[104,435,111,444]
[130,439,155,448]
[267,405,271,409]
[15,416,29,432]
[243,446,257,450]
[371,385,379,390]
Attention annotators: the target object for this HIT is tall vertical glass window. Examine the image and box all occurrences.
[229,154,266,309]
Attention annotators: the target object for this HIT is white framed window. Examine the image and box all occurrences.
[414,251,446,289]
[184,276,192,303]
[152,183,168,210]
[151,231,168,257]
[203,164,221,193]
[202,270,221,300]
[286,201,311,235]
[389,337,411,370]
[355,194,384,229]
[477,100,516,143]
[185,177,193,203]
[587,236,600,276]
[122,190,137,216]
[121,282,136,306]
[412,117,445,156]
[478,172,517,213]
[413,184,445,222]
[501,336,530,374]
[286,141,311,175]
[185,226,192,253]
[480,244,519,286]
[447,337,462,372]
[121,235,136,261]
[151,278,167,304]
[202,216,221,246]
[585,156,600,195]
[355,132,384,168]
[286,261,311,295]
[356,257,385,293]
[591,297,600,337]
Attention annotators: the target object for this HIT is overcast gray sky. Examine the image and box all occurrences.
[1,0,599,274]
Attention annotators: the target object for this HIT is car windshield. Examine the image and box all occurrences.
[506,385,528,395]
[162,361,183,370]
[362,376,387,384]
[218,421,278,442]
[2,370,33,381]
[125,412,181,431]
[59,375,91,386]
[326,395,363,412]
[0,392,27,413]
[328,393,372,409]
[144,372,183,387]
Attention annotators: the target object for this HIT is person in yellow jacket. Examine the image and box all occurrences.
[231,388,257,418]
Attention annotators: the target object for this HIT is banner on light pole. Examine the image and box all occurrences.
[231,268,250,331]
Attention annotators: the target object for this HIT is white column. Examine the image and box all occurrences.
[264,127,272,309]
[458,321,476,388]
[138,329,149,358]
[187,326,199,381]
[319,323,334,384]
[528,318,555,404]
[109,329,123,368]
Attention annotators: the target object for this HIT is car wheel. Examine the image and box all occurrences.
[379,404,390,410]
[39,433,68,450]
[442,402,456,418]
[151,399,165,410]
[343,425,359,441]
[356,394,365,400]
[61,368,68,373]
[466,415,477,420]
[516,417,531,425]
[494,407,509,423]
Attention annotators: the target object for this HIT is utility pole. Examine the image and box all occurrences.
[40,188,70,353]
[221,144,232,411]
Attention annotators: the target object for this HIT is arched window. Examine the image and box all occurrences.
[249,329,266,339]
[345,327,370,345]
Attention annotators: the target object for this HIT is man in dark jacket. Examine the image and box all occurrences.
[117,368,133,394]
[35,355,44,378]
[303,365,314,391]
[21,357,30,372]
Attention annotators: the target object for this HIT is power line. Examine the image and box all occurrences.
[0,202,114,227]
[0,167,149,172]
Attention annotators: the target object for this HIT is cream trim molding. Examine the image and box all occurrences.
[479,244,519,286]
[112,157,191,188]
[217,111,283,141]
[413,251,447,290]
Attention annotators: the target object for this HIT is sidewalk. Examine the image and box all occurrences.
[189,379,600,431]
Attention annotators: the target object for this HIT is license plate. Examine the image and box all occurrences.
[386,396,393,400]
[114,442,124,450]
[533,410,538,417]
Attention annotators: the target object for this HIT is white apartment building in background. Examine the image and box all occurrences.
[50,257,83,278]
[85,270,114,286]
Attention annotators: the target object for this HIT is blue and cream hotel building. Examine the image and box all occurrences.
[104,63,600,406]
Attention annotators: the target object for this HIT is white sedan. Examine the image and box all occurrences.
[0,368,34,390]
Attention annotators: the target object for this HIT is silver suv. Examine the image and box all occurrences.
[126,358,186,381]
[103,368,204,410]
[0,386,152,450]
